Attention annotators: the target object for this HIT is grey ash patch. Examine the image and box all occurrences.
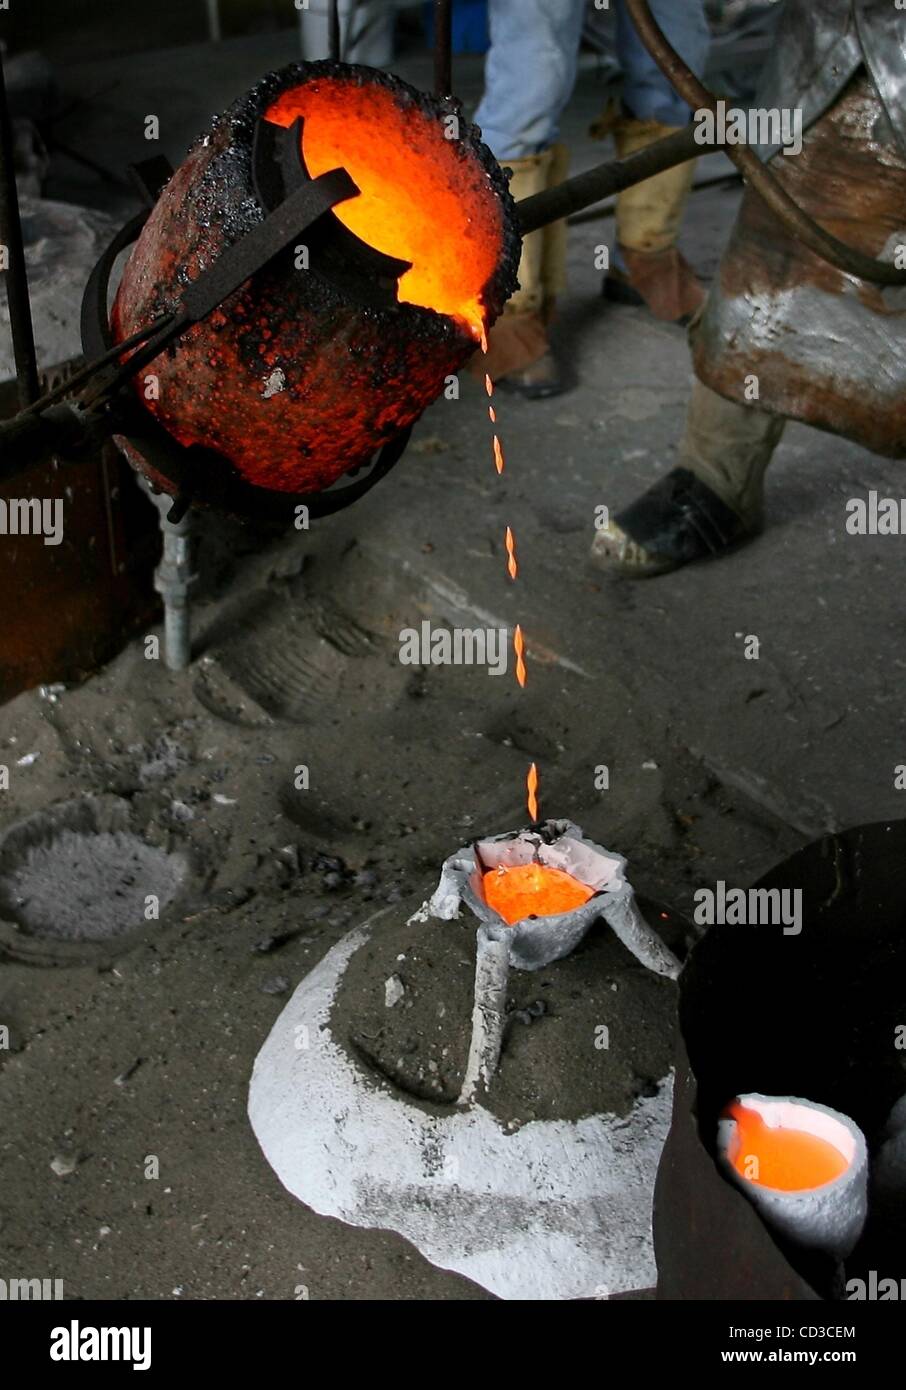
[0,796,188,942]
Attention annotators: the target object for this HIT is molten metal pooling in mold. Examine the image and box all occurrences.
[723,1101,849,1192]
[265,81,502,340]
[482,861,594,925]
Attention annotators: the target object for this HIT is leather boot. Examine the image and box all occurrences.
[590,380,787,576]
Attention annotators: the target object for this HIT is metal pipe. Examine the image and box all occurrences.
[147,484,194,671]
[517,125,701,235]
[328,0,341,61]
[623,0,906,287]
[205,0,221,42]
[163,589,191,671]
[433,0,453,97]
[0,50,39,408]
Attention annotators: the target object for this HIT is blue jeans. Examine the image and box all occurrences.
[475,0,711,161]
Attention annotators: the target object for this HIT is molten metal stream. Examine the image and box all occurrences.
[482,338,530,816]
[505,526,517,580]
[513,624,527,688]
[483,861,594,925]
[527,762,539,820]
[723,1101,849,1191]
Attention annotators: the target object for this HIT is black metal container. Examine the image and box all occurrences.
[654,822,906,1299]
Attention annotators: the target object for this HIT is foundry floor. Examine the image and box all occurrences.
[0,31,902,1300]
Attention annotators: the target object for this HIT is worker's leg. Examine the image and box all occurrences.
[601,0,710,321]
[590,380,787,576]
[473,0,586,397]
[616,0,710,128]
[474,0,586,159]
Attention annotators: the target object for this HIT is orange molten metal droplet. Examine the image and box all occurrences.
[489,406,496,423]
[485,374,494,397]
[513,624,527,687]
[493,435,505,475]
[724,1102,849,1191]
[505,526,517,580]
[527,761,539,821]
[482,861,593,925]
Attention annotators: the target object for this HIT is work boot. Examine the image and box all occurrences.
[473,145,568,399]
[592,105,704,324]
[605,245,704,324]
[590,380,787,577]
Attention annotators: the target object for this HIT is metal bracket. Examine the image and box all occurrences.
[251,115,411,309]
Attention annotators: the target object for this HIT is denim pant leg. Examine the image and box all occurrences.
[615,0,711,127]
[474,0,586,161]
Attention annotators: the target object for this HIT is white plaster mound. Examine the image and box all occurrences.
[248,911,674,1301]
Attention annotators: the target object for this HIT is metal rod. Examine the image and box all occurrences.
[146,482,194,671]
[205,0,222,42]
[623,0,906,287]
[516,125,701,235]
[328,0,341,61]
[18,314,174,419]
[567,167,743,226]
[0,50,40,408]
[433,0,453,97]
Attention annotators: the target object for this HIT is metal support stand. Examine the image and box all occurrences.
[145,482,195,671]
[205,0,222,43]
[457,926,509,1106]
